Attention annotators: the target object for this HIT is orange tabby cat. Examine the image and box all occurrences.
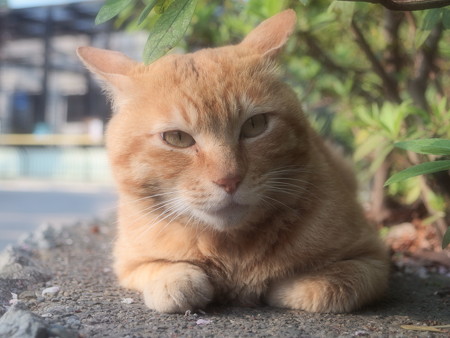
[77,9,389,313]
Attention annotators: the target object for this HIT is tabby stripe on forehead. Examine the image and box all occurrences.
[188,58,200,79]
[177,87,200,125]
[202,95,235,134]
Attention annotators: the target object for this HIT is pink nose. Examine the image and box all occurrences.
[214,175,241,194]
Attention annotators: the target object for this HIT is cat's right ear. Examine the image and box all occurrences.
[76,47,137,93]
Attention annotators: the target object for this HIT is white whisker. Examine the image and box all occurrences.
[154,203,191,237]
[144,199,184,225]
[260,195,296,212]
[126,195,183,230]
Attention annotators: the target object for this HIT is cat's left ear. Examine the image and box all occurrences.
[239,9,296,58]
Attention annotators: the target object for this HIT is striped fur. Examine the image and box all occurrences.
[77,10,389,314]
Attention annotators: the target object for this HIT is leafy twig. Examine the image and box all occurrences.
[95,0,198,64]
[143,0,198,63]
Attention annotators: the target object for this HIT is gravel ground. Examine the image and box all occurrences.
[0,219,449,337]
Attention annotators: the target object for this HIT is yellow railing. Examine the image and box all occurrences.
[0,134,104,146]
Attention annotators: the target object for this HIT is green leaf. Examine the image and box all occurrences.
[385,160,450,186]
[247,0,286,18]
[379,103,397,136]
[443,8,450,30]
[143,0,197,64]
[356,104,377,128]
[415,30,431,48]
[298,0,310,5]
[328,0,355,27]
[422,9,442,30]
[354,133,385,161]
[155,0,175,14]
[395,139,450,156]
[443,227,450,249]
[415,9,442,48]
[95,0,135,25]
[369,144,393,174]
[422,212,445,226]
[264,0,286,16]
[138,0,159,25]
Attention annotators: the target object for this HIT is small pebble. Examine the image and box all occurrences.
[196,319,212,326]
[42,286,60,296]
[9,293,18,305]
[19,290,36,300]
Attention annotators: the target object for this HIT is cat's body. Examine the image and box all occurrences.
[78,9,389,313]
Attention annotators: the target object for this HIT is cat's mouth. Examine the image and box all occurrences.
[207,201,246,217]
[194,200,249,230]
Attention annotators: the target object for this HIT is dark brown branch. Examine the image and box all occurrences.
[301,31,347,75]
[408,23,443,111]
[383,10,404,75]
[369,159,391,223]
[296,31,379,103]
[351,20,402,103]
[338,0,450,11]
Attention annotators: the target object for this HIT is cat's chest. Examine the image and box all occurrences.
[197,228,297,303]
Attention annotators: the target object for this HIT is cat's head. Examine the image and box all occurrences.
[78,10,315,232]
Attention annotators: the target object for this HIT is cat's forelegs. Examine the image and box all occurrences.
[265,257,388,313]
[117,261,214,313]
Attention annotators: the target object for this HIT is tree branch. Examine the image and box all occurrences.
[409,23,443,111]
[338,0,450,11]
[296,31,379,103]
[351,20,402,103]
[383,10,404,75]
[301,31,347,75]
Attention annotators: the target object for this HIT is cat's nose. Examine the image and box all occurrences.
[214,175,241,194]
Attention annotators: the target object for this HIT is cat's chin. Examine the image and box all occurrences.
[192,202,250,232]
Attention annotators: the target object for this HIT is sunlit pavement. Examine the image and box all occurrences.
[0,180,117,251]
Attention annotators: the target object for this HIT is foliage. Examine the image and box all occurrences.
[385,139,450,249]
[96,0,198,64]
[142,0,197,61]
[386,160,450,186]
[95,0,450,249]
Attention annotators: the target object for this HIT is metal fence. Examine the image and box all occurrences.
[0,146,112,183]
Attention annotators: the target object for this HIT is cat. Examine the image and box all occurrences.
[77,9,389,314]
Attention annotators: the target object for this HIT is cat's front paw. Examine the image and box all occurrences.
[143,263,214,313]
[265,258,388,313]
[266,278,339,312]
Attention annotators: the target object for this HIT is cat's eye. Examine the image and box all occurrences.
[162,130,196,148]
[241,114,268,139]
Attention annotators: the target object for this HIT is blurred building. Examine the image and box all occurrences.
[0,0,146,136]
[0,0,146,182]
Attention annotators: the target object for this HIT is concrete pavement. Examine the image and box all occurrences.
[0,218,449,337]
[0,180,116,250]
